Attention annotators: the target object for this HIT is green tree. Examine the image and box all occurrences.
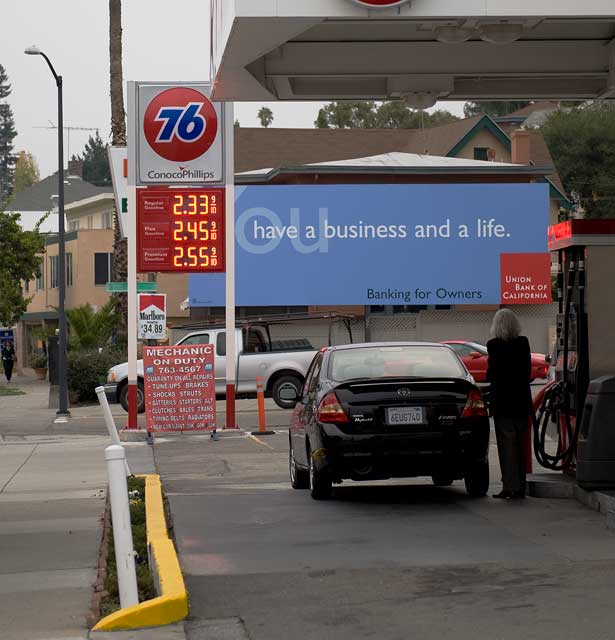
[0,64,17,205]
[257,107,274,128]
[0,209,45,326]
[463,101,531,118]
[542,103,615,218]
[66,299,120,350]
[13,151,40,194]
[315,100,458,129]
[79,132,111,186]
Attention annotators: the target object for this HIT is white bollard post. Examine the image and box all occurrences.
[105,445,139,609]
[96,387,131,476]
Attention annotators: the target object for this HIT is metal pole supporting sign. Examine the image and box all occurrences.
[224,103,238,429]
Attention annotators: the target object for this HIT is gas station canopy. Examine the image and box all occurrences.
[211,0,615,103]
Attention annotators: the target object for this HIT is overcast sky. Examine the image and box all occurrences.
[3,1,466,179]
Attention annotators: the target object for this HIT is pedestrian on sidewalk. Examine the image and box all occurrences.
[2,340,16,383]
[487,309,532,501]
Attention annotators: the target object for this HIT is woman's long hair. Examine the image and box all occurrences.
[490,309,522,341]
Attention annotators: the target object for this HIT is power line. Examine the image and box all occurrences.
[33,122,99,161]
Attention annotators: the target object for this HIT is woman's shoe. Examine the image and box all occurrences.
[492,490,514,500]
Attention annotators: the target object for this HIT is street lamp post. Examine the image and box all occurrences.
[25,45,69,416]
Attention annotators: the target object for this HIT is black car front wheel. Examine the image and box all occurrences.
[464,460,489,497]
[309,450,332,500]
[290,443,309,490]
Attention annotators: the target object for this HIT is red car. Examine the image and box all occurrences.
[442,341,549,383]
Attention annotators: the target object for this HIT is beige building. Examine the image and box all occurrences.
[18,191,189,367]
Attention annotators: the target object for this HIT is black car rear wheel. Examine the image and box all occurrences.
[464,460,489,497]
[309,451,332,500]
[290,444,309,490]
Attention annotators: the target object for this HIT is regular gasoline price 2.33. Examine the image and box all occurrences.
[137,187,225,273]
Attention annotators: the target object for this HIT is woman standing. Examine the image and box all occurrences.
[1,340,16,384]
[487,309,532,500]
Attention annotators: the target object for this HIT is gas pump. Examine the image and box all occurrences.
[533,220,615,483]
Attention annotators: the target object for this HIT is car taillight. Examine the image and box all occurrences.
[462,388,488,419]
[317,392,349,424]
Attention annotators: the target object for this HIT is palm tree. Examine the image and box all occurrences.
[66,299,120,350]
[258,107,274,128]
[109,0,127,330]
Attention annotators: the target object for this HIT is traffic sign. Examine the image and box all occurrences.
[106,282,157,293]
[135,82,224,185]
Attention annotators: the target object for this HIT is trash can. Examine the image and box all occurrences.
[48,335,59,386]
[577,375,615,490]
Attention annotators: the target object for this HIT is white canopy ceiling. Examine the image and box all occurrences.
[211,0,615,103]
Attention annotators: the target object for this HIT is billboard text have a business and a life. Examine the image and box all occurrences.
[189,183,551,307]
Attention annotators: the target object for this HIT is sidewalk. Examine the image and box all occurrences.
[0,376,157,640]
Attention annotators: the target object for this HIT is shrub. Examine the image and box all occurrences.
[67,348,125,403]
[30,353,47,369]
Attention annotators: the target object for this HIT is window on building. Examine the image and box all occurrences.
[36,259,44,290]
[24,279,29,293]
[102,211,112,229]
[94,253,113,286]
[473,147,489,161]
[87,215,94,229]
[69,220,80,232]
[66,253,73,287]
[49,255,59,288]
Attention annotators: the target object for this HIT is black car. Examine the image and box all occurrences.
[283,342,490,500]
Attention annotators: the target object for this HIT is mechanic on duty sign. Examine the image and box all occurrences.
[136,82,224,184]
[143,344,216,432]
[138,294,167,340]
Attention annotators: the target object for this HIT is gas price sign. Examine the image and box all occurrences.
[137,188,225,273]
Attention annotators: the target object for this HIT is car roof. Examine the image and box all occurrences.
[326,342,452,352]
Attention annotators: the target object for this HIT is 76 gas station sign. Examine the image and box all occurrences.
[135,82,224,185]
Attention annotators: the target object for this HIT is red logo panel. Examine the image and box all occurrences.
[351,0,410,6]
[143,87,218,162]
[500,253,552,304]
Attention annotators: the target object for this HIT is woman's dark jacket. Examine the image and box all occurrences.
[486,336,532,418]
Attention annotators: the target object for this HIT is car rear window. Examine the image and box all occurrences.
[329,345,465,382]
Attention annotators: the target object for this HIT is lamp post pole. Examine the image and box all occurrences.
[25,46,69,416]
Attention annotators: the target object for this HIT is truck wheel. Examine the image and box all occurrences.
[464,460,489,497]
[272,375,302,409]
[119,380,145,414]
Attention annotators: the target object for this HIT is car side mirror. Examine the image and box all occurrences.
[279,385,300,405]
[469,351,482,359]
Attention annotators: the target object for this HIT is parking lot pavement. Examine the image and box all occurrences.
[154,431,615,640]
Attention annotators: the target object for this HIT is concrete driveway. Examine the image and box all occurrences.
[154,427,615,640]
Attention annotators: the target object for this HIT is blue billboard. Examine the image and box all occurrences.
[189,183,551,306]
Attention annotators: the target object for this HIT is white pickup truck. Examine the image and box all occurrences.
[104,324,324,412]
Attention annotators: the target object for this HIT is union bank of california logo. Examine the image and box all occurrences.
[350,0,410,7]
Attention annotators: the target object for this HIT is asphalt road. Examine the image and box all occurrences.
[154,427,615,640]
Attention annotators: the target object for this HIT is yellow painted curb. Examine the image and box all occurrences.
[92,475,188,631]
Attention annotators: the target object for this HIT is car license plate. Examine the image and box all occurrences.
[386,407,425,426]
